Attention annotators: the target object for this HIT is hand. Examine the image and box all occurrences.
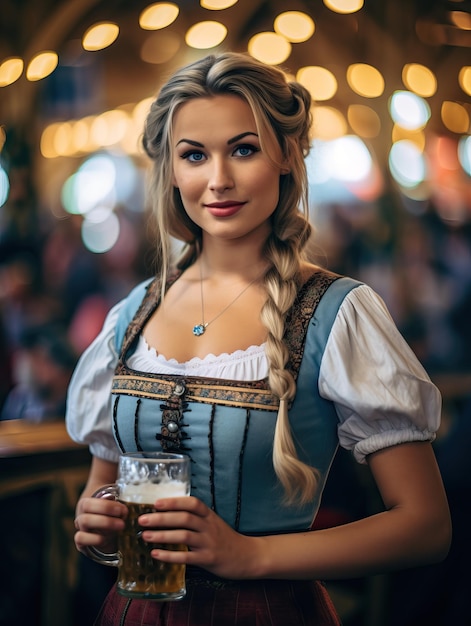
[138,496,260,579]
[74,496,128,555]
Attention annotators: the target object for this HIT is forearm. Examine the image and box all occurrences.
[251,505,451,580]
[250,443,451,581]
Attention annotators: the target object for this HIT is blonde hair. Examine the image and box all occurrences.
[142,52,317,505]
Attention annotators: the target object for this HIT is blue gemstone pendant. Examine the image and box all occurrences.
[193,323,206,336]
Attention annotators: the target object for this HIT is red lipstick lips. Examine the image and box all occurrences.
[204,201,245,217]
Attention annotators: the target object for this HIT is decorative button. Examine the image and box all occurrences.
[173,383,185,396]
[167,421,179,433]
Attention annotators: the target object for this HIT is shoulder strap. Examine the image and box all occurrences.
[114,278,155,353]
[284,269,362,382]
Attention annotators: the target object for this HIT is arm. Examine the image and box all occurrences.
[138,440,451,580]
[252,440,451,579]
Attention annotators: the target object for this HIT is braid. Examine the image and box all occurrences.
[261,234,319,505]
[142,51,319,504]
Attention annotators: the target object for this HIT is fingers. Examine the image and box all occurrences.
[74,497,127,554]
[76,496,127,519]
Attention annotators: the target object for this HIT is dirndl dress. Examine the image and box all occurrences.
[94,567,341,625]
[93,269,354,626]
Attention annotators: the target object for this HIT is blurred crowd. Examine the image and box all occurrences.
[0,145,153,421]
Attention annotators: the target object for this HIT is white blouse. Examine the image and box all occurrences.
[66,283,441,464]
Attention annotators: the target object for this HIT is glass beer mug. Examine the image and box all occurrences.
[88,452,191,601]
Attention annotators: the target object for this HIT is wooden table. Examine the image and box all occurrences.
[0,419,92,626]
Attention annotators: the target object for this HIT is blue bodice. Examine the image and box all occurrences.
[111,272,360,534]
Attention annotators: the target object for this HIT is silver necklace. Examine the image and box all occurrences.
[192,267,260,337]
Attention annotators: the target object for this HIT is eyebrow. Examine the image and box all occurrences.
[175,131,259,148]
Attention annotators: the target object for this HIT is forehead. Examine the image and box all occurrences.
[172,94,257,136]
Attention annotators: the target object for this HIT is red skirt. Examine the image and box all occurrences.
[93,568,341,626]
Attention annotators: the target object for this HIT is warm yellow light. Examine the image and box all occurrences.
[139,3,179,30]
[71,119,90,153]
[450,10,471,29]
[40,123,61,158]
[402,63,437,98]
[140,31,180,64]
[26,51,58,81]
[347,104,381,138]
[392,124,426,152]
[441,101,470,133]
[248,32,291,65]
[133,98,154,128]
[274,11,315,43]
[185,21,227,49]
[459,66,471,95]
[200,0,238,8]
[90,110,130,147]
[323,0,364,14]
[311,106,347,140]
[82,23,119,51]
[297,66,337,101]
[53,122,74,157]
[0,57,24,87]
[346,63,384,98]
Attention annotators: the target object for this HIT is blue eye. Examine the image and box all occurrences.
[183,151,205,162]
[234,144,257,157]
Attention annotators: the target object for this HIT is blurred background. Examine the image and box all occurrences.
[0,1,470,625]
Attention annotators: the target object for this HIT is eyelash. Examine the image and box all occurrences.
[180,143,260,162]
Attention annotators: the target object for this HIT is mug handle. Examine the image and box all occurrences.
[82,484,120,567]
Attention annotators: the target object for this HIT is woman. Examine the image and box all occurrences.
[67,52,451,625]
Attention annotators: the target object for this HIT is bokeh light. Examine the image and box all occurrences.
[139,3,179,30]
[248,32,291,65]
[274,11,315,43]
[402,63,437,98]
[82,23,119,51]
[185,21,227,48]
[26,51,58,81]
[458,135,471,176]
[0,57,24,87]
[389,140,426,187]
[389,90,431,130]
[347,63,384,98]
[297,66,338,100]
[81,211,120,253]
[323,0,364,14]
[0,164,10,208]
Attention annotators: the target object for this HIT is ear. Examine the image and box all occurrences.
[171,172,178,188]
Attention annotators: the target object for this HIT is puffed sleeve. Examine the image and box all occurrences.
[318,284,441,464]
[65,299,124,463]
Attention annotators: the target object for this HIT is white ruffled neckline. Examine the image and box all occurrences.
[126,335,268,381]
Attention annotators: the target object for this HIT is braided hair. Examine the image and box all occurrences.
[142,52,317,505]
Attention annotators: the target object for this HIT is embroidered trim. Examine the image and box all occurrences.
[112,374,279,411]
[284,269,339,381]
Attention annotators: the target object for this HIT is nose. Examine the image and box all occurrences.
[208,157,234,192]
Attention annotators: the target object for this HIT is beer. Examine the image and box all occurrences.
[117,480,188,600]
[90,452,191,600]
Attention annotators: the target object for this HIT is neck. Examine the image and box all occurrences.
[197,238,268,278]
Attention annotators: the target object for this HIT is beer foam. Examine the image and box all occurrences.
[120,479,188,504]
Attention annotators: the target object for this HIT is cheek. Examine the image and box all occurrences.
[175,171,203,201]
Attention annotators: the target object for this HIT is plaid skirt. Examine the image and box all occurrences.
[93,568,341,626]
